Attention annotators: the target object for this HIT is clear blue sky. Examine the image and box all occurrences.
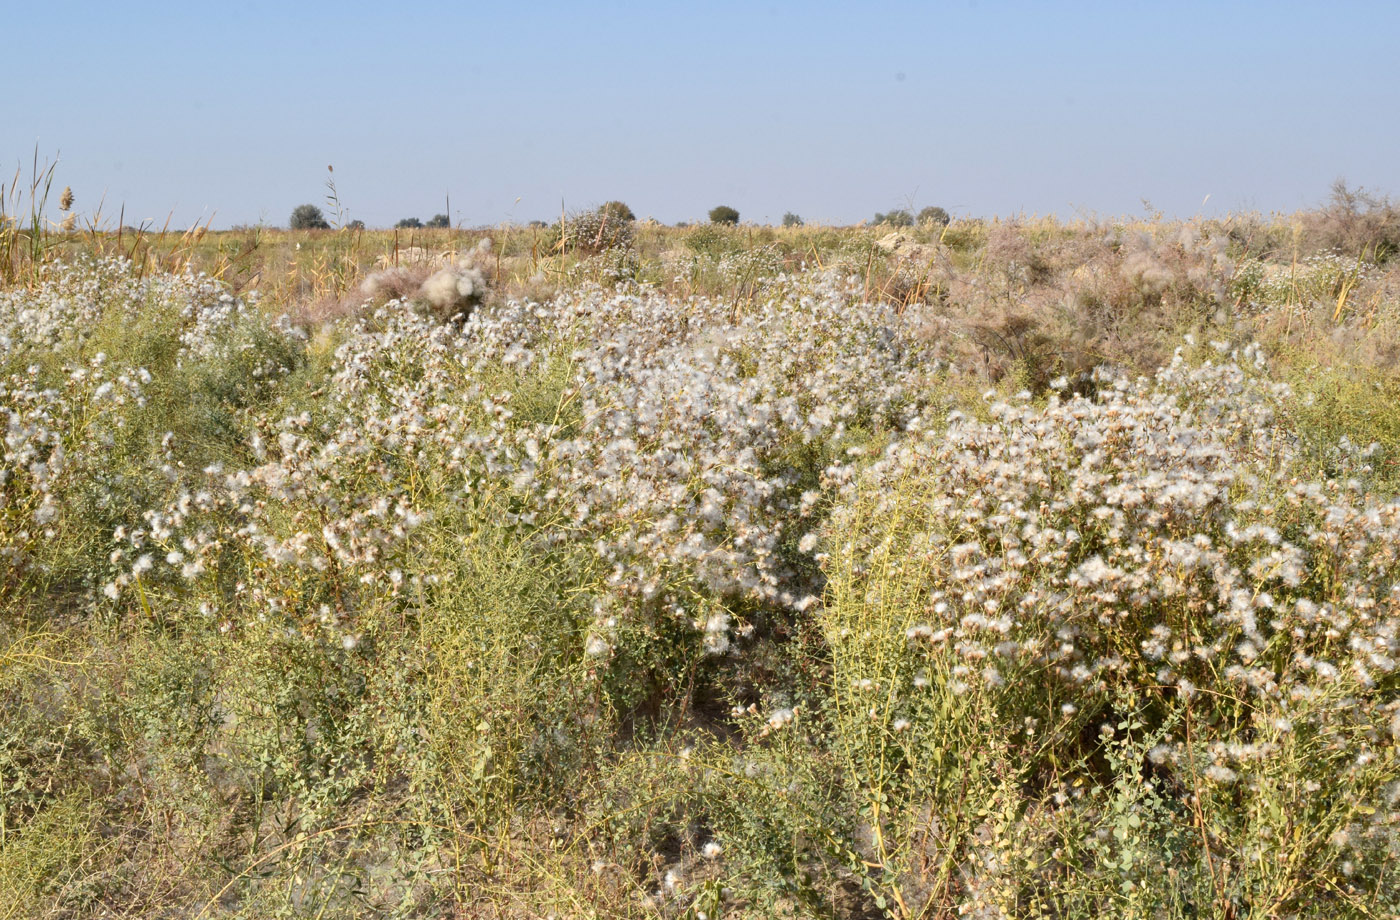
[9,1,1398,228]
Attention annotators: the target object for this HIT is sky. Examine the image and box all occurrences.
[7,1,1399,229]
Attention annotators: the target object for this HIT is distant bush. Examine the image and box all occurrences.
[396,217,424,229]
[547,203,636,255]
[782,212,803,228]
[426,214,450,229]
[873,209,914,227]
[708,205,740,225]
[917,205,950,226]
[289,204,330,230]
[346,219,365,231]
[1299,180,1400,262]
[599,200,635,222]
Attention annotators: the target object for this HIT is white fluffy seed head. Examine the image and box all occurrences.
[418,267,485,317]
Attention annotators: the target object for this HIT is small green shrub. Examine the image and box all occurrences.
[874,209,914,227]
[289,204,330,230]
[708,205,740,225]
[599,200,635,222]
[917,205,950,226]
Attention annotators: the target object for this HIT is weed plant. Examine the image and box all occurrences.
[2,194,1400,918]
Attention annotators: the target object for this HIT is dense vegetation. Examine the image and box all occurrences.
[2,190,1400,918]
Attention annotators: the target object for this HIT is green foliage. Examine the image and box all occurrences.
[873,209,914,227]
[289,203,330,230]
[917,205,950,226]
[395,216,423,229]
[0,789,101,911]
[426,213,450,228]
[599,200,636,222]
[708,204,740,225]
[782,212,803,228]
[1283,363,1400,492]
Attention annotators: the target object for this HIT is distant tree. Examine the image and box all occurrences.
[675,221,690,229]
[346,219,366,231]
[918,206,951,227]
[874,209,914,228]
[396,217,424,229]
[600,200,636,222]
[426,214,451,228]
[782,212,803,228]
[709,205,740,226]
[290,204,330,230]
[527,219,548,229]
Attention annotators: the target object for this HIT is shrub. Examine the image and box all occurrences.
[396,217,423,229]
[1299,180,1400,262]
[426,213,450,229]
[874,209,914,227]
[918,205,950,226]
[345,219,365,231]
[748,350,1400,917]
[708,205,739,225]
[552,203,635,254]
[599,200,636,222]
[781,212,803,228]
[289,203,330,230]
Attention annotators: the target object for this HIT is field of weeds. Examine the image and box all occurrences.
[3,191,1400,918]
